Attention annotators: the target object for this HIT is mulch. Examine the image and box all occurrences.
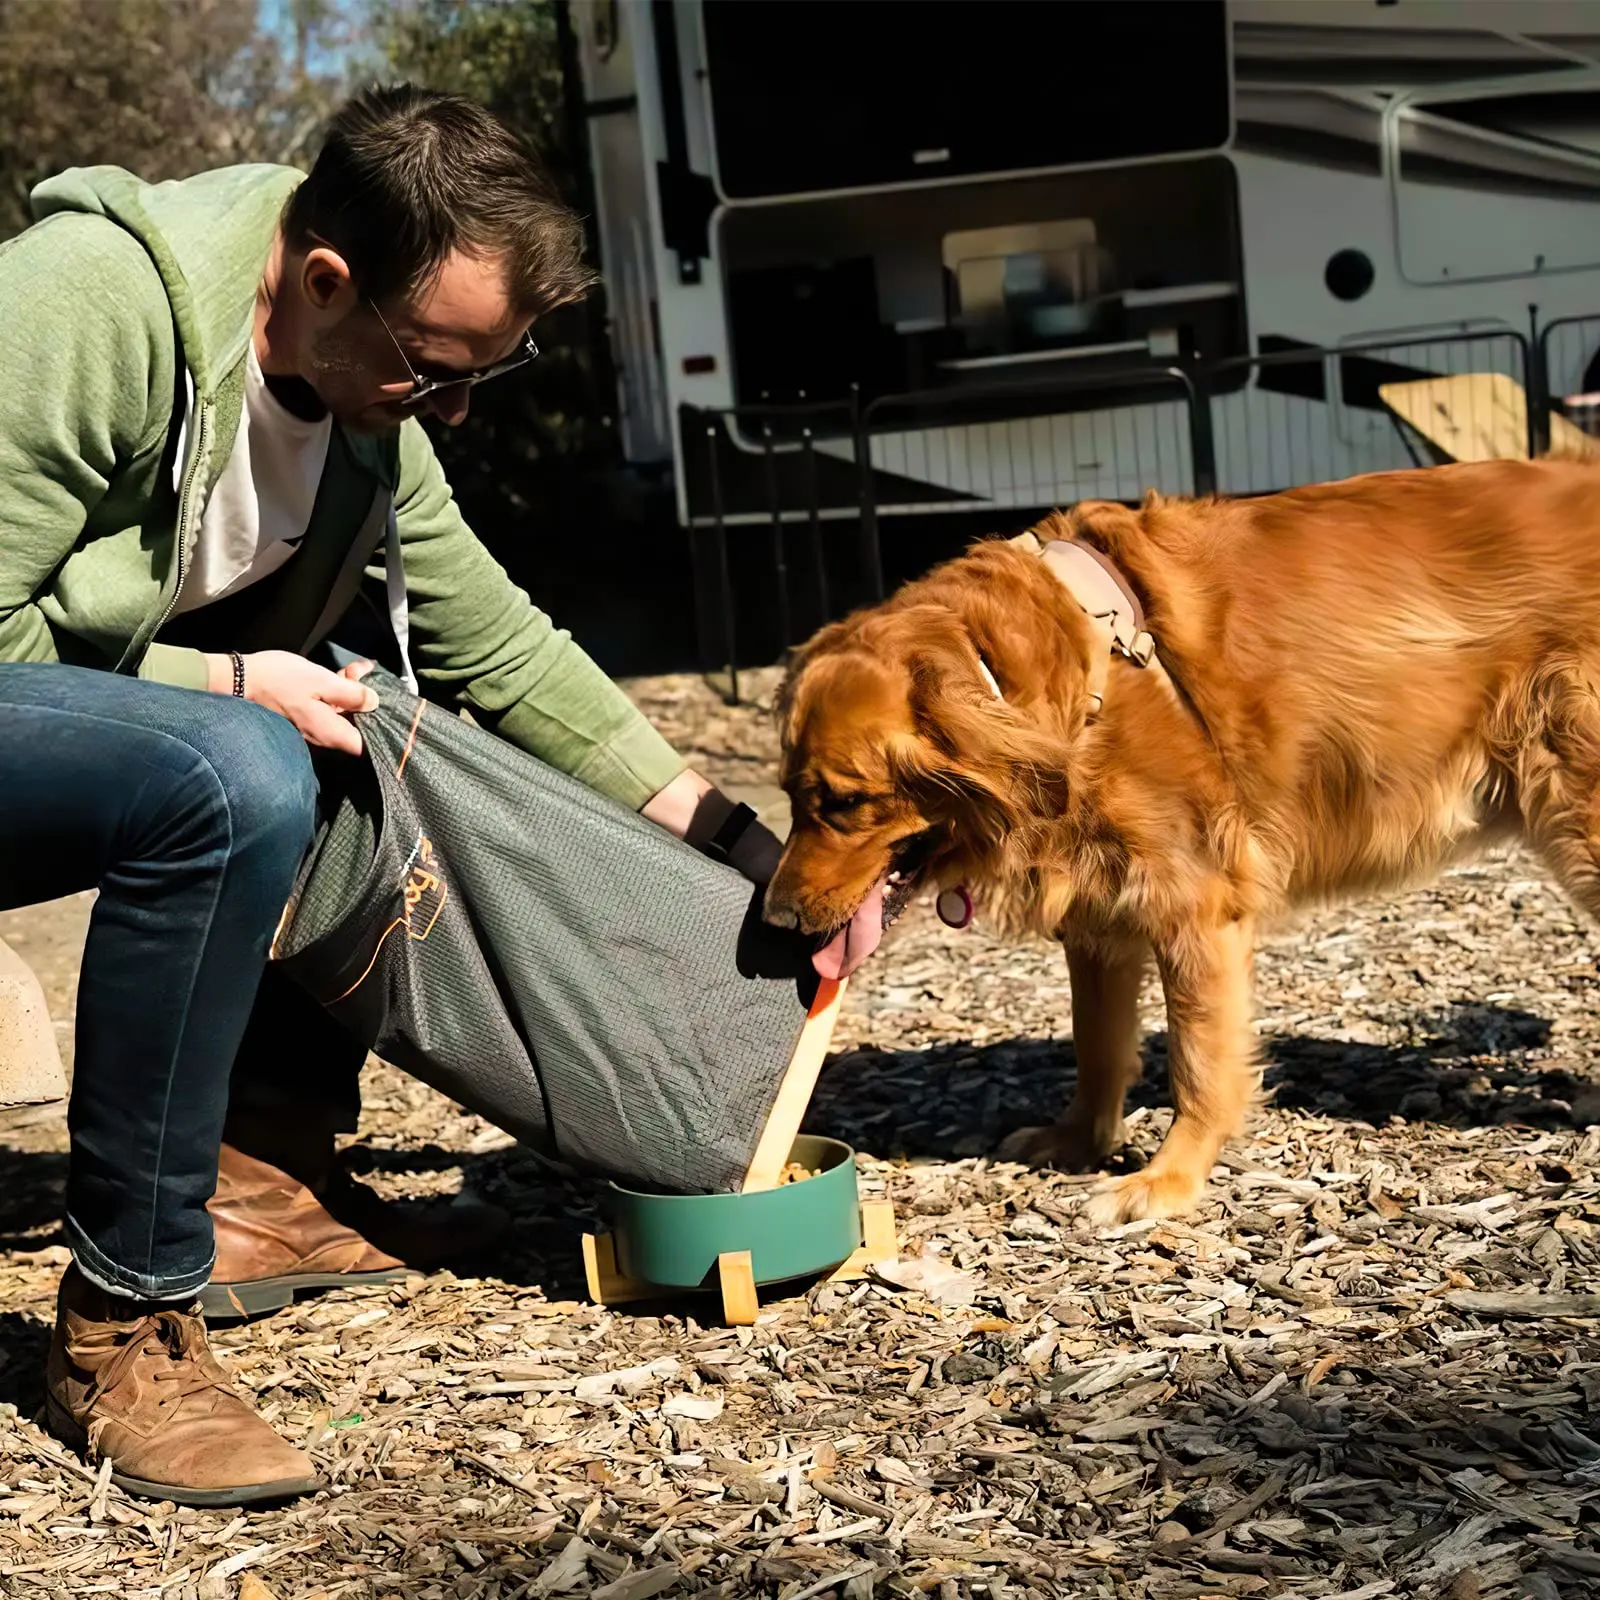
[0,669,1596,1598]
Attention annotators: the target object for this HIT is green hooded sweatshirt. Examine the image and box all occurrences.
[0,162,684,810]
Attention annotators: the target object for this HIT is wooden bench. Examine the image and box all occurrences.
[1379,371,1599,464]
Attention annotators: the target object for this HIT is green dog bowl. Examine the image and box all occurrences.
[608,1135,861,1290]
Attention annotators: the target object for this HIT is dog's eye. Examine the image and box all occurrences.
[818,791,868,817]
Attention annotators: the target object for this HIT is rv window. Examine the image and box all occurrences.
[1393,82,1600,283]
[701,0,1230,200]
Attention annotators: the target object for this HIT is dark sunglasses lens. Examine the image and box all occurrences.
[407,344,536,403]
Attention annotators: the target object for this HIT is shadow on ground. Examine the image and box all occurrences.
[0,1308,52,1416]
[0,1001,1582,1307]
[803,1000,1579,1164]
[347,999,1583,1298]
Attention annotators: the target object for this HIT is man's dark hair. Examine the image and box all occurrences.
[283,83,598,312]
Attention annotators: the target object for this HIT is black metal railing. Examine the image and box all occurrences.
[684,366,1212,695]
[683,396,858,703]
[1207,327,1534,496]
[858,363,1212,567]
[684,315,1600,699]
[1539,313,1600,454]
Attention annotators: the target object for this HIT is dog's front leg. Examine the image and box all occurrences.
[1084,915,1257,1225]
[999,938,1148,1171]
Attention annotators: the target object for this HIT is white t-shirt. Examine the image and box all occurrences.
[170,342,333,616]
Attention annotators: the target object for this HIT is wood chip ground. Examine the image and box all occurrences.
[0,668,1597,1598]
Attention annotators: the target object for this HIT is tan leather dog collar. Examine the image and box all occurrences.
[1006,528,1170,717]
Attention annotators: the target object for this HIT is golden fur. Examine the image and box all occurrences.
[767,458,1600,1223]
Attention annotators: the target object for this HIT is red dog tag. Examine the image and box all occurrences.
[936,885,974,929]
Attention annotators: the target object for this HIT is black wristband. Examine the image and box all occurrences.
[229,652,246,699]
[702,801,758,865]
[729,818,783,886]
[699,801,783,886]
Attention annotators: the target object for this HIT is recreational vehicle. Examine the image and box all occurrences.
[574,0,1600,659]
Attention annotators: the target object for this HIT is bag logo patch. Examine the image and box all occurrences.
[402,832,448,940]
[326,829,449,1003]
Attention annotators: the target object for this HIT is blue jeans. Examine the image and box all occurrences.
[0,664,316,1300]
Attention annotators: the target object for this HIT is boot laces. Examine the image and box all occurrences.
[85,1310,233,1446]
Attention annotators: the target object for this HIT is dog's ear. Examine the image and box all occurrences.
[776,618,857,747]
[922,552,1100,735]
[889,646,1074,842]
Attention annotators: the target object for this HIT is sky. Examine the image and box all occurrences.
[257,0,365,79]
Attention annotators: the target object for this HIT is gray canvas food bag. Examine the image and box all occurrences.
[271,669,808,1194]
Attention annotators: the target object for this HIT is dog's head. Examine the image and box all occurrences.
[766,534,1099,950]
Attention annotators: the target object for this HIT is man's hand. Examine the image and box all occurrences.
[205,650,378,756]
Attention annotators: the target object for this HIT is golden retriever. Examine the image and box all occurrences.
[767,458,1600,1223]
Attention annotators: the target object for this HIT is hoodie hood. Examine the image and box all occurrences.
[30,163,301,396]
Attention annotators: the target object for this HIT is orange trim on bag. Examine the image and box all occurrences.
[328,915,407,1002]
[395,700,426,779]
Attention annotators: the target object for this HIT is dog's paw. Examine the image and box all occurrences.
[997,1118,1125,1172]
[1081,1165,1206,1226]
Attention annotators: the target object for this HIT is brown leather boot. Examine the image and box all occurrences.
[46,1264,321,1507]
[201,1144,418,1320]
[200,1138,510,1320]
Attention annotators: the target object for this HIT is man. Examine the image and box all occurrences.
[0,84,883,1504]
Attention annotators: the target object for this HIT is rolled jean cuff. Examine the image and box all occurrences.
[66,1216,215,1304]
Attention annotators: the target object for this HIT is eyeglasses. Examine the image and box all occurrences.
[367,298,539,404]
